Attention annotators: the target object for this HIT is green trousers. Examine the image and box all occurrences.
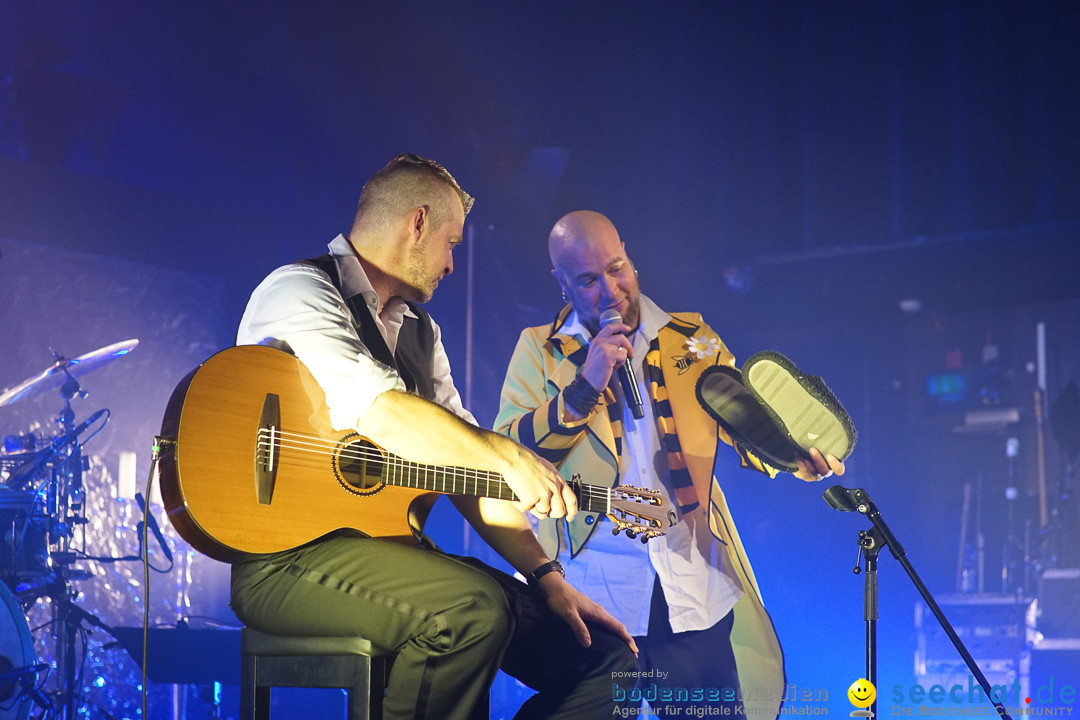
[231,535,635,719]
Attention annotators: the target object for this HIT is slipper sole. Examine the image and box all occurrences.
[695,364,802,472]
[743,351,856,462]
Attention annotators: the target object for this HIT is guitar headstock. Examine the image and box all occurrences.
[607,484,677,542]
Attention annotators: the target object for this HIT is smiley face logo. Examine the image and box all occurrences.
[848,678,876,708]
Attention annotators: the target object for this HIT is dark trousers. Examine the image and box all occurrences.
[230,535,635,720]
[633,578,745,715]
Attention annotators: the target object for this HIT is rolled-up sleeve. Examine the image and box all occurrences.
[237,264,405,431]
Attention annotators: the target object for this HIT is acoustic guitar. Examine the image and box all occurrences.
[157,345,675,562]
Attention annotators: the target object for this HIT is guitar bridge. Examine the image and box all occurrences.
[256,393,280,505]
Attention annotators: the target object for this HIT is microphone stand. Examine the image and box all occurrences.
[824,486,1012,720]
[855,526,882,700]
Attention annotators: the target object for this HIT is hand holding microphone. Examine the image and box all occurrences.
[599,309,645,419]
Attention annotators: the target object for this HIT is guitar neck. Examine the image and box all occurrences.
[382,454,610,515]
[158,344,670,562]
[383,455,512,500]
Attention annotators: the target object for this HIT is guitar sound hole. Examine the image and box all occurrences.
[335,437,385,495]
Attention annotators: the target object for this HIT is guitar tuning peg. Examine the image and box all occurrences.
[639,534,649,544]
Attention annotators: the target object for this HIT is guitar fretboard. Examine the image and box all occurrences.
[381,454,610,514]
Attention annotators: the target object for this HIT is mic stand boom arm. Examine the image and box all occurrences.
[826,486,1012,720]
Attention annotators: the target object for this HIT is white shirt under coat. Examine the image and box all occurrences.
[558,294,743,636]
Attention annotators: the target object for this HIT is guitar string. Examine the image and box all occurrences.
[252,427,615,506]
[249,429,662,532]
[260,433,512,499]
[250,430,663,526]
[255,430,602,505]
[256,428,516,483]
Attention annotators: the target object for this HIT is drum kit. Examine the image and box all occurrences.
[0,339,138,720]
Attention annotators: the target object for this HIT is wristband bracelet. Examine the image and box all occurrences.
[563,375,601,417]
[525,560,565,586]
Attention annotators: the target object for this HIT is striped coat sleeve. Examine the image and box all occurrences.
[494,328,592,466]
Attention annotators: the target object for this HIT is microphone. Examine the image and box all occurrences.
[599,309,644,419]
[136,492,173,563]
[13,409,110,491]
[72,408,108,437]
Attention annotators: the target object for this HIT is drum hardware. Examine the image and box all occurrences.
[0,663,51,716]
[5,411,108,495]
[1,435,39,483]
[1,443,43,492]
[0,339,138,409]
[0,340,139,720]
[2,434,37,454]
[0,580,37,720]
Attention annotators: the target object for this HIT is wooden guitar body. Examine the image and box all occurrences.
[159,345,674,562]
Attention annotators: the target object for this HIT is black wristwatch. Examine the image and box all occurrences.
[525,560,565,586]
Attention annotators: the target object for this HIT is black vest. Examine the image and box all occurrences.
[304,254,436,401]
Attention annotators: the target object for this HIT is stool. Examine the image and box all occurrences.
[240,627,395,720]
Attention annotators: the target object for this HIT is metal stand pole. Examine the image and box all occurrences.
[825,485,1013,720]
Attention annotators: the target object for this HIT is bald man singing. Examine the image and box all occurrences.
[495,211,844,717]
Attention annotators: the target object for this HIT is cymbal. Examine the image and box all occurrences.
[0,339,139,407]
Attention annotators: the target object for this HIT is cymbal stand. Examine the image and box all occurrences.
[48,374,82,719]
[0,341,140,717]
[25,371,99,720]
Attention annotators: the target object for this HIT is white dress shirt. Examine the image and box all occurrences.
[558,294,743,636]
[236,234,475,428]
